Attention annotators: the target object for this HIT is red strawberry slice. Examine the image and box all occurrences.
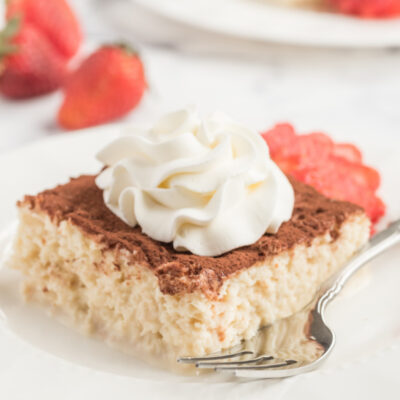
[332,143,362,163]
[263,126,334,169]
[262,123,299,172]
[330,0,400,18]
[262,123,296,157]
[295,132,333,168]
[262,123,386,226]
[367,196,386,224]
[292,160,385,223]
[345,159,380,192]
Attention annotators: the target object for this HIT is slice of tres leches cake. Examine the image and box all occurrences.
[9,108,370,368]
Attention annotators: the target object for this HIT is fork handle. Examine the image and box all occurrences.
[317,218,400,313]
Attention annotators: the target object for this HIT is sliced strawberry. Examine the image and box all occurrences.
[330,0,400,18]
[292,161,384,223]
[295,132,333,168]
[367,196,386,223]
[261,123,296,157]
[343,159,381,192]
[261,124,386,226]
[332,143,363,163]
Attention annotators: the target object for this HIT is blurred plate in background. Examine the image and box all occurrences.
[131,0,400,48]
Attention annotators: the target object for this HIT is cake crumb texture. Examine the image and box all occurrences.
[11,204,369,357]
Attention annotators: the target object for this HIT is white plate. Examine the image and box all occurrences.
[132,0,400,48]
[0,127,399,400]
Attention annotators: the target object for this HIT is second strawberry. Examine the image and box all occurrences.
[58,45,147,130]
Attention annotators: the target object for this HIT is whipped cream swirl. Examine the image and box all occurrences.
[96,108,294,256]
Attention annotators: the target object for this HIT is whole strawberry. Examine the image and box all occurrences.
[0,21,68,99]
[330,0,400,18]
[7,0,82,59]
[58,45,146,130]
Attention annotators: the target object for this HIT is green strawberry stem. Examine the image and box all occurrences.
[111,43,138,57]
[0,17,20,57]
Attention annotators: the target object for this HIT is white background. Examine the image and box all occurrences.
[1,0,400,155]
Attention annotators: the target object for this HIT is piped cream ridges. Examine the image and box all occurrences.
[96,108,294,256]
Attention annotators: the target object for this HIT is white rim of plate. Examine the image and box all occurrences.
[131,0,400,48]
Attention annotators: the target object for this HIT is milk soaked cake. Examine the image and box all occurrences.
[9,108,370,361]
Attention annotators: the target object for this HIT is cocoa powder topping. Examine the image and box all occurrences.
[20,175,364,296]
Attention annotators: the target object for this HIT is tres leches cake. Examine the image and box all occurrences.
[10,108,370,364]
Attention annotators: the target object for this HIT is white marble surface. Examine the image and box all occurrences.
[1,0,400,156]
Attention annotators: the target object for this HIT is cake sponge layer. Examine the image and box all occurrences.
[11,206,369,359]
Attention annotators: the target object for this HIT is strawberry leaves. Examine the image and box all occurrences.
[0,17,20,57]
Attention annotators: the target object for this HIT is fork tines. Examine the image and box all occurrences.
[178,352,297,371]
[178,350,254,364]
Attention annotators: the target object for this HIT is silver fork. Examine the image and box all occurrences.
[178,219,400,379]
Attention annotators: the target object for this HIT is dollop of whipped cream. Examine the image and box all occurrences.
[96,108,294,256]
